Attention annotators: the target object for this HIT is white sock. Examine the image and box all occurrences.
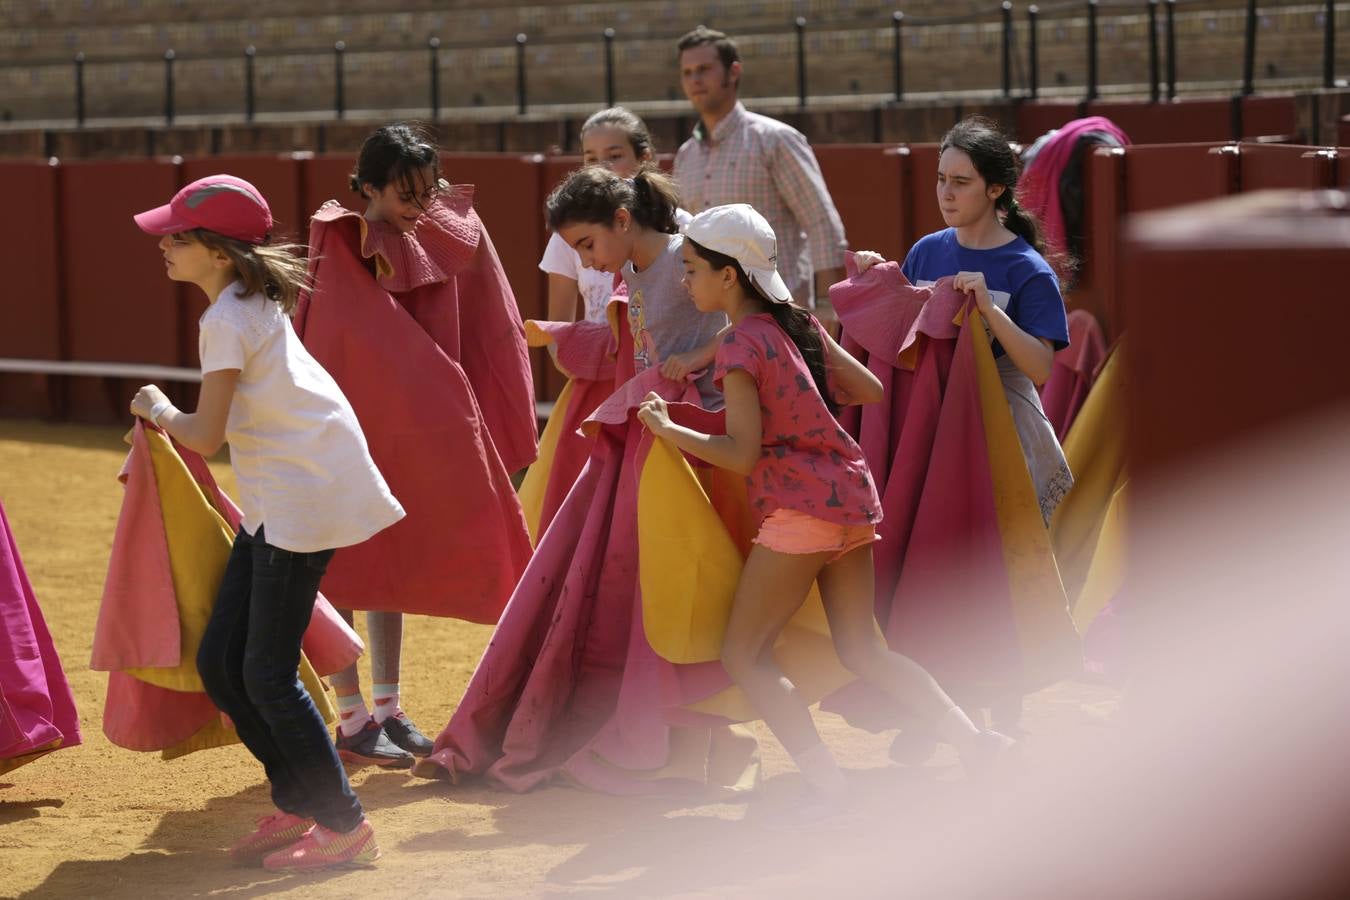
[371,683,400,724]
[336,694,370,738]
[792,742,847,798]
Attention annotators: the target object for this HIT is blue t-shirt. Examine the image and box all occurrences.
[901,228,1069,356]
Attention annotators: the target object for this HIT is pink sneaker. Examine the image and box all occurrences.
[228,811,315,865]
[262,817,380,871]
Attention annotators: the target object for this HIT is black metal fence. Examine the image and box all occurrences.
[11,1,1342,127]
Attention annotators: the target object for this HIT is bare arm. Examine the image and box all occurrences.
[545,273,583,323]
[821,329,884,406]
[983,307,1055,385]
[660,322,733,382]
[636,371,763,475]
[130,369,239,457]
[951,271,1055,385]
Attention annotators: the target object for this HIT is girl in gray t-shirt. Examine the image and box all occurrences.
[545,164,728,407]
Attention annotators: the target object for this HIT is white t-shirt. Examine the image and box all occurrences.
[539,209,693,324]
[539,231,615,324]
[199,282,405,553]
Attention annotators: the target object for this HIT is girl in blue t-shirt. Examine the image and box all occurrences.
[855,117,1074,733]
[856,116,1072,521]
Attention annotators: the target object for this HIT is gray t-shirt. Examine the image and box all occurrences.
[621,232,728,407]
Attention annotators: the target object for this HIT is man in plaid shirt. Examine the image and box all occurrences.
[674,26,848,330]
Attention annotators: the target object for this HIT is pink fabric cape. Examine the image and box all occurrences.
[418,305,736,795]
[830,262,1071,714]
[1018,116,1132,259]
[527,317,618,540]
[293,190,534,621]
[1039,308,1108,441]
[92,422,363,752]
[0,498,81,767]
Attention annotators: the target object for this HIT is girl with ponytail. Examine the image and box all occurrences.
[539,106,686,324]
[547,162,728,403]
[412,176,741,793]
[854,116,1073,733]
[638,204,1014,813]
[857,116,1069,386]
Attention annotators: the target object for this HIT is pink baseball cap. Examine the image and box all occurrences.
[134,174,273,244]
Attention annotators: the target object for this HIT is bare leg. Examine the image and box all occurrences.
[721,544,834,758]
[817,545,982,750]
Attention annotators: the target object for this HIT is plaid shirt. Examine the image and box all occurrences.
[675,102,848,305]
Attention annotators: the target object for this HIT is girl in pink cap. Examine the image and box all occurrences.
[129,174,404,871]
[637,204,1014,815]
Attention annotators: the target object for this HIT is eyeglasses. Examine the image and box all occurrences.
[396,184,442,208]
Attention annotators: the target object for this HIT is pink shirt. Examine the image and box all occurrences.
[714,313,882,528]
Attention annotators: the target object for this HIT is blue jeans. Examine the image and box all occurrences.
[197,525,364,833]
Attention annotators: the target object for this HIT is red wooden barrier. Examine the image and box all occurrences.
[905,143,946,249]
[1123,191,1350,479]
[1121,143,1239,213]
[1083,147,1126,340]
[0,162,63,418]
[1017,103,1082,145]
[299,154,358,227]
[1239,95,1300,140]
[1238,143,1337,191]
[1087,100,1232,144]
[60,158,182,422]
[815,144,911,264]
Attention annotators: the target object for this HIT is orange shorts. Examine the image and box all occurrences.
[752,508,878,562]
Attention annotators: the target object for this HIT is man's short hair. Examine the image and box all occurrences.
[677,26,740,70]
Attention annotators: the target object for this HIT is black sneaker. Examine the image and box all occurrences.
[335,718,414,769]
[381,712,435,757]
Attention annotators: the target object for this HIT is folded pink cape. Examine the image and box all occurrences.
[1018,116,1132,260]
[831,262,1077,714]
[417,305,743,795]
[293,190,534,621]
[0,498,81,772]
[522,317,618,540]
[92,421,363,753]
[1039,308,1108,440]
[835,255,944,499]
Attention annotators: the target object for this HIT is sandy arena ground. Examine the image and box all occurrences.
[0,419,1118,899]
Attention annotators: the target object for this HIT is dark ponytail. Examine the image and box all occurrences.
[545,163,680,235]
[940,117,1071,279]
[686,238,837,416]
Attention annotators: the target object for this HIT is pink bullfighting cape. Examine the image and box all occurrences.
[1050,343,1128,678]
[516,316,619,543]
[294,187,535,622]
[831,261,1079,710]
[1040,308,1108,440]
[91,421,363,759]
[1018,115,1131,261]
[0,498,81,777]
[413,301,860,794]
